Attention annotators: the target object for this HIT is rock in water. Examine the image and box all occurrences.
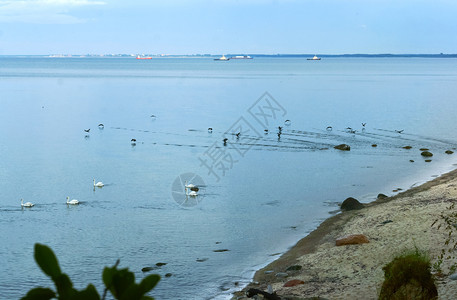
[336,234,370,246]
[402,146,412,149]
[341,197,364,211]
[377,193,388,199]
[421,151,433,157]
[445,150,454,154]
[283,279,305,287]
[334,144,350,151]
[141,267,156,272]
[371,144,378,147]
[155,262,167,267]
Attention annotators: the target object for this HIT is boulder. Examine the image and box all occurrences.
[445,150,454,155]
[341,197,364,211]
[336,234,369,246]
[421,151,433,157]
[283,279,305,287]
[334,144,350,151]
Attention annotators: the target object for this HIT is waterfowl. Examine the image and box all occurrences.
[20,199,34,207]
[66,197,79,205]
[93,179,104,187]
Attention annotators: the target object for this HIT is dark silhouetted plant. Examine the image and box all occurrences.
[21,243,160,300]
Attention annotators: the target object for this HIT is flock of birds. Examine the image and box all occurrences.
[325,122,404,135]
[20,179,104,208]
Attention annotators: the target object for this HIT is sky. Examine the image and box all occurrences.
[0,0,456,55]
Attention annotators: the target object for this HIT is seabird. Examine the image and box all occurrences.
[284,119,291,126]
[264,129,269,134]
[236,132,241,138]
[278,126,283,132]
[395,129,404,133]
[362,123,366,127]
[326,126,333,131]
[223,138,228,145]
[131,138,137,142]
[208,127,213,132]
[84,129,90,133]
[98,123,104,128]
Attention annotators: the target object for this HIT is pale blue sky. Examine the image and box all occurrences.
[0,0,456,55]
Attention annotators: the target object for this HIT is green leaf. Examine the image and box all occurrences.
[54,273,75,299]
[112,269,135,298]
[69,284,101,300]
[138,275,160,294]
[21,287,56,300]
[34,244,62,279]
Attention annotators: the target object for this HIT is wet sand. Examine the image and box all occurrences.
[233,169,457,299]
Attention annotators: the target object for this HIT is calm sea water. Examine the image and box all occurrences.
[1,56,457,299]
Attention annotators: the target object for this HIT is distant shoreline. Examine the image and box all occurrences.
[1,53,457,58]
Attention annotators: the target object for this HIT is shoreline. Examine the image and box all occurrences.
[233,168,457,299]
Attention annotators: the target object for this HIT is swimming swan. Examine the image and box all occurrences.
[21,199,34,207]
[66,197,79,205]
[93,179,104,187]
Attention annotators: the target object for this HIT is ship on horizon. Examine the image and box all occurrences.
[136,55,152,60]
[307,55,321,60]
[229,55,253,59]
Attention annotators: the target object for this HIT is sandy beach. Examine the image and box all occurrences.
[233,169,457,299]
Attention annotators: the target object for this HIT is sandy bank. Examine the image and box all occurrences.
[233,169,457,299]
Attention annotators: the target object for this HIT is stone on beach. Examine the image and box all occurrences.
[335,234,370,246]
[334,144,351,151]
[286,265,302,272]
[283,279,305,287]
[340,197,364,211]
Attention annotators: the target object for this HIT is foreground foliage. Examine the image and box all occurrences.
[379,248,437,300]
[22,243,160,300]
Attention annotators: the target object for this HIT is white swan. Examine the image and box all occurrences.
[66,196,79,205]
[187,190,198,197]
[93,179,104,187]
[185,181,195,189]
[21,199,34,207]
